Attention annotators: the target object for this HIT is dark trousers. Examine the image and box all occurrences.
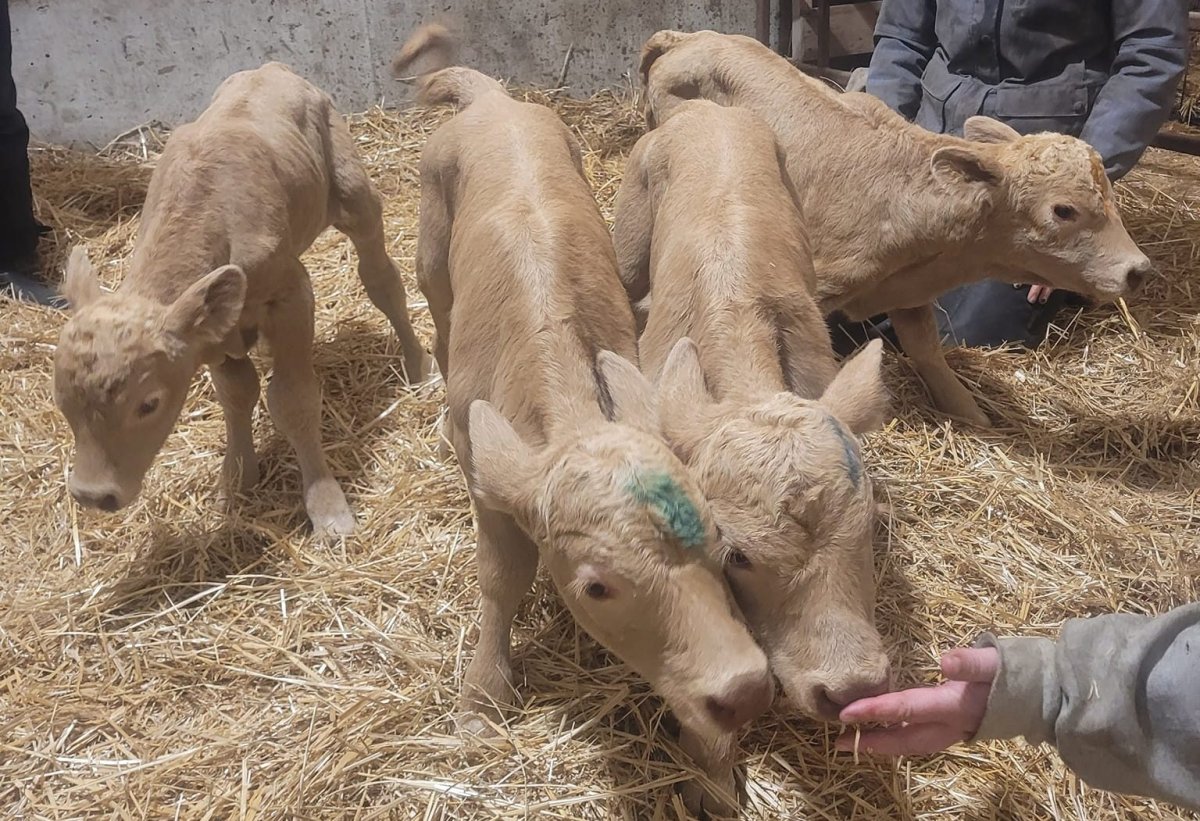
[1,0,41,265]
[829,284,1083,358]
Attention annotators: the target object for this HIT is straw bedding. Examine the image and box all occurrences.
[1,88,1198,820]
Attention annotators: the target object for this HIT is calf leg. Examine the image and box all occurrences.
[263,264,355,537]
[889,304,991,426]
[679,727,739,819]
[211,355,261,490]
[415,170,453,385]
[458,502,539,735]
[612,136,656,337]
[329,118,429,383]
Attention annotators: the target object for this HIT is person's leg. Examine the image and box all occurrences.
[0,0,55,306]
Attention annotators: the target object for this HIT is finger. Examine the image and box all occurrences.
[835,722,969,756]
[839,680,976,726]
[1027,286,1040,304]
[940,647,1000,683]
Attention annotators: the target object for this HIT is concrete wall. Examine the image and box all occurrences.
[10,0,757,145]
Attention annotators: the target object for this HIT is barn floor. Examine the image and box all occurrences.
[1,90,1198,820]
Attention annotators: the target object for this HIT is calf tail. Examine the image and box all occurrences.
[639,30,690,86]
[392,24,506,108]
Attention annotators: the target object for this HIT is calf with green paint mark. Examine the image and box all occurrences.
[615,99,894,723]
[397,27,773,817]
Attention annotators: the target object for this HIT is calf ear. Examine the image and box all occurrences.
[597,350,659,434]
[931,145,1002,188]
[165,265,246,347]
[964,116,1020,144]
[820,339,890,434]
[62,246,103,310]
[468,400,538,516]
[656,337,715,459]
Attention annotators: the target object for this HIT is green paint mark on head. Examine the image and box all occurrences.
[628,471,707,549]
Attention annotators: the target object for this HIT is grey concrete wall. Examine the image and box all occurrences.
[10,0,756,145]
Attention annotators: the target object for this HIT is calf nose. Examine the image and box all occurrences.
[1125,259,1152,293]
[705,671,775,731]
[816,673,891,720]
[69,479,123,512]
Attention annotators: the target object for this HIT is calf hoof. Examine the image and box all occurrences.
[222,456,260,493]
[454,708,502,739]
[306,479,355,538]
[680,775,738,820]
[949,404,992,428]
[403,351,435,385]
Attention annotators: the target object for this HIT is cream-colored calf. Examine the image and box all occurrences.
[396,27,771,816]
[616,99,892,721]
[54,63,427,537]
[640,30,1151,426]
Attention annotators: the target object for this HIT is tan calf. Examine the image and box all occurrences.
[395,28,771,815]
[53,63,428,537]
[639,30,1151,426]
[615,99,892,721]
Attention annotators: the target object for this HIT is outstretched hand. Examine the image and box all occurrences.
[835,647,1000,756]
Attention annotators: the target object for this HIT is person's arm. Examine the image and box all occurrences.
[1079,0,1188,181]
[864,0,938,120]
[838,603,1200,812]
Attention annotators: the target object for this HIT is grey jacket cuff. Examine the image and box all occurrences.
[971,634,1060,745]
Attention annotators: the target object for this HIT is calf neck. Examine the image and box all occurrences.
[640,30,1151,425]
[53,63,428,537]
[396,27,770,816]
[615,100,892,720]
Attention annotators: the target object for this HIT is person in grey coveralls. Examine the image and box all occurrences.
[836,602,1200,812]
[836,0,1188,351]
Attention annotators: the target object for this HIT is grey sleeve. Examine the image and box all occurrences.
[1078,0,1188,181]
[865,0,937,120]
[973,602,1200,812]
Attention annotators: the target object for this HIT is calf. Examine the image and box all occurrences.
[639,30,1151,426]
[53,63,428,537]
[395,27,771,815]
[615,99,892,721]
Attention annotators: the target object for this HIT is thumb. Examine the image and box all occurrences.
[940,647,999,683]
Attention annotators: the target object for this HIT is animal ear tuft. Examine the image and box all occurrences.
[597,350,659,434]
[468,400,539,518]
[165,265,246,348]
[931,145,1003,188]
[964,116,1020,145]
[62,246,103,310]
[820,339,891,434]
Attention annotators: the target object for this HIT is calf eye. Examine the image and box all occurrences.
[727,549,752,569]
[1052,204,1078,222]
[137,397,161,418]
[585,581,610,600]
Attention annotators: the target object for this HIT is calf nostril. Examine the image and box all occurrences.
[1126,265,1146,292]
[98,493,119,512]
[705,695,738,729]
[706,673,774,730]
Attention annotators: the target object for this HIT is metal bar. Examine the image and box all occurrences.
[757,0,771,46]
[778,0,793,57]
[1152,130,1200,156]
[1190,11,1200,31]
[816,0,832,72]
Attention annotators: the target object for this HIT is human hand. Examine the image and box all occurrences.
[834,647,999,755]
[1027,284,1054,304]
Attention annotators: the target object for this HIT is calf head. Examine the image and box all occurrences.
[658,338,892,720]
[468,351,773,738]
[53,248,246,511]
[935,117,1151,299]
